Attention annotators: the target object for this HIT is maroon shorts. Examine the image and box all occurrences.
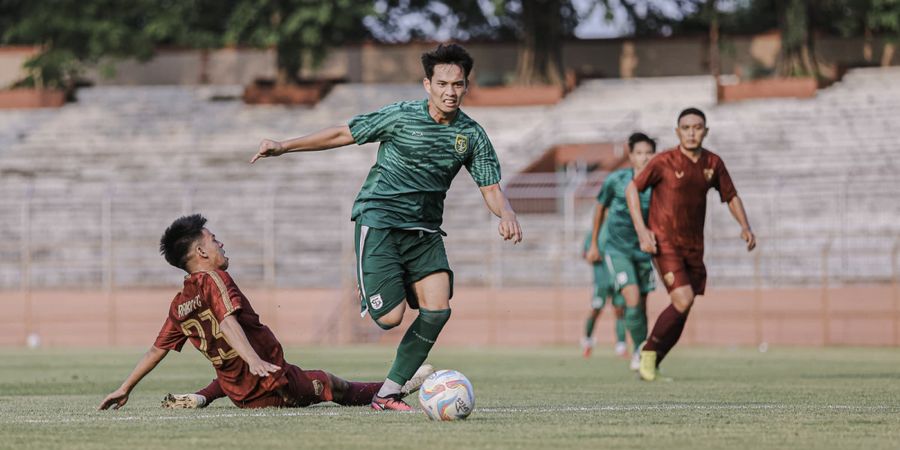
[237,364,333,409]
[653,244,706,295]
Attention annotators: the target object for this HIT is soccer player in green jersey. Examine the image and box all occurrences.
[580,214,628,359]
[250,44,523,411]
[585,133,657,370]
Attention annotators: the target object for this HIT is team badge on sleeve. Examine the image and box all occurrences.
[454,134,468,154]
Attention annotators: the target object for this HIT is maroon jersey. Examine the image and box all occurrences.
[154,270,288,403]
[632,147,736,251]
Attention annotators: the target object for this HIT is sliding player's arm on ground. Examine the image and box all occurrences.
[479,183,523,244]
[98,345,169,410]
[251,125,355,163]
[218,315,281,377]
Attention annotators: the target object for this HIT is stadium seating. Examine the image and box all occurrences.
[0,67,897,288]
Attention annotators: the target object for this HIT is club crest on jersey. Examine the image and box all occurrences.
[454,134,468,154]
[369,294,383,310]
[675,171,685,179]
[664,272,676,286]
[703,168,714,181]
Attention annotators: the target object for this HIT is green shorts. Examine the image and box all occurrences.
[354,222,454,321]
[603,251,656,295]
[591,262,623,309]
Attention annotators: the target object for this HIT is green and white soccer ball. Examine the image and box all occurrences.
[418,369,475,421]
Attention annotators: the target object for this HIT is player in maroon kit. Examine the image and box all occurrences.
[626,108,756,381]
[99,214,428,410]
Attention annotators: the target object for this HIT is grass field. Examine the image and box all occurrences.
[1,345,899,450]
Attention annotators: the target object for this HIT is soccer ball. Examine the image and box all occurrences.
[418,369,475,421]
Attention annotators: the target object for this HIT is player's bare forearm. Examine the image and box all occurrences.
[727,196,756,251]
[219,315,281,377]
[98,345,168,410]
[586,205,607,262]
[626,181,656,254]
[250,125,355,163]
[625,182,648,233]
[479,183,523,244]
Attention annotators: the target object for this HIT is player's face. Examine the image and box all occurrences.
[629,141,655,172]
[198,228,229,270]
[676,114,708,151]
[423,64,467,115]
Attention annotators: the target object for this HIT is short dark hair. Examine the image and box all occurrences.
[160,214,207,271]
[678,107,706,125]
[421,43,474,81]
[628,132,656,153]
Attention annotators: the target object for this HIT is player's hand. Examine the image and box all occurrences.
[741,227,756,251]
[248,358,281,377]
[585,244,600,263]
[250,139,285,163]
[98,387,130,410]
[498,212,522,244]
[638,228,657,254]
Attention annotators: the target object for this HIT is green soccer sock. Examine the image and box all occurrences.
[625,305,648,354]
[386,308,451,386]
[615,315,627,344]
[584,315,597,338]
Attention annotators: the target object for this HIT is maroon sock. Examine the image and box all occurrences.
[196,378,226,403]
[336,382,382,406]
[643,304,689,366]
[656,308,690,365]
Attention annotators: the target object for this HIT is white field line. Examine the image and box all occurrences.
[6,403,899,425]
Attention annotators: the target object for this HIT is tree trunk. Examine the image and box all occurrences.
[776,0,818,78]
[515,0,565,87]
[276,40,303,85]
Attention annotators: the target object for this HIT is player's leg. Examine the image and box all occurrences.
[625,258,654,370]
[639,251,695,381]
[161,378,225,409]
[613,303,627,357]
[654,250,705,366]
[373,230,452,411]
[582,262,608,357]
[604,254,628,356]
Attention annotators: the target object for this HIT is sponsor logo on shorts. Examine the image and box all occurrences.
[664,272,675,286]
[703,168,714,181]
[454,134,468,154]
[369,294,383,310]
[616,272,628,285]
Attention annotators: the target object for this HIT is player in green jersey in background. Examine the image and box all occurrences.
[585,133,657,371]
[581,216,628,358]
[250,44,523,411]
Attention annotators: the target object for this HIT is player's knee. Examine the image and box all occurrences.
[419,307,451,327]
[374,316,401,330]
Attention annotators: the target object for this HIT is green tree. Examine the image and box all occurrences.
[0,0,229,90]
[223,0,371,85]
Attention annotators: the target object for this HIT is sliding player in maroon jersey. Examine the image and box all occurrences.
[626,108,756,381]
[99,214,429,410]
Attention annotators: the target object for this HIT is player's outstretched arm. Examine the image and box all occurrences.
[625,181,656,254]
[727,195,756,251]
[250,125,355,163]
[479,183,523,244]
[218,315,281,377]
[98,346,169,410]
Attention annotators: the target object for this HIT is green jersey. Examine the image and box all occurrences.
[348,100,501,231]
[583,221,610,253]
[597,168,652,261]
